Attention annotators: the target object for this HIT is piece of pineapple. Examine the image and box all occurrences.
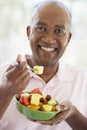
[42,104,53,112]
[33,66,44,74]
[30,94,42,105]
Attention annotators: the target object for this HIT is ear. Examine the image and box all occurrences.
[67,32,72,44]
[26,25,31,40]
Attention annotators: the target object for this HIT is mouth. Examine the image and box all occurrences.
[38,46,57,52]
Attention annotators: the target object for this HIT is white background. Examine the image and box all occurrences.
[0,0,87,67]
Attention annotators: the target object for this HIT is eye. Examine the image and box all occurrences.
[55,29,65,35]
[35,26,47,32]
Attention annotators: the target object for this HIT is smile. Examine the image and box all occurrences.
[41,46,56,52]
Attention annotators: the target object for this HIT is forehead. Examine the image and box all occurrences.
[31,2,70,26]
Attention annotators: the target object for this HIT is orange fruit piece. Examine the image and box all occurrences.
[27,104,40,110]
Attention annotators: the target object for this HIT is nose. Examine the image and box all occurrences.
[42,34,56,44]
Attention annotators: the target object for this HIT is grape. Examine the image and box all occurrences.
[40,97,45,103]
[40,97,48,104]
[46,95,51,101]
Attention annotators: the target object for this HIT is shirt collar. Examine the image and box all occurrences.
[29,69,42,79]
[29,61,73,82]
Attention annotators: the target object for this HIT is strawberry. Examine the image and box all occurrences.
[31,88,42,95]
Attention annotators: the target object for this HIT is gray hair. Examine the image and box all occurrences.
[33,0,72,25]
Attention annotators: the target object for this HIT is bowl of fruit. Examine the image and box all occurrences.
[14,88,60,120]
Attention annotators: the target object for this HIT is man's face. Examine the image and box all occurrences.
[27,3,71,66]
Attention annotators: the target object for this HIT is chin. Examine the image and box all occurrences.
[40,62,55,67]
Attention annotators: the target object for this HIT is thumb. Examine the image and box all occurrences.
[56,101,72,112]
[6,65,14,72]
[16,54,22,63]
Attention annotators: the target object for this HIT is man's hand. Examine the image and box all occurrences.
[35,101,74,126]
[1,56,31,96]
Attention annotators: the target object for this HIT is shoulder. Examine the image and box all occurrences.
[59,61,87,74]
[58,61,87,82]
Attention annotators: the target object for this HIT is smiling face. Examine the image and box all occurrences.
[27,1,72,67]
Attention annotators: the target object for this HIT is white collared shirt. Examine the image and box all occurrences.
[0,61,87,130]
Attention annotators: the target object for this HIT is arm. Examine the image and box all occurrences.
[0,87,13,119]
[0,61,30,119]
[65,105,87,130]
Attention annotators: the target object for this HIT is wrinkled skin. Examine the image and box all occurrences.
[27,2,71,68]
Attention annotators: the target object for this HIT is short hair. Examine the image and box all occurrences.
[33,0,72,25]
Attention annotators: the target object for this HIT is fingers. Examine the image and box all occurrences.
[1,55,32,95]
[5,62,30,93]
[56,100,72,112]
[14,76,31,92]
[13,61,27,74]
[16,54,22,63]
[35,101,73,126]
[6,61,27,79]
[6,61,27,76]
[36,108,70,126]
[36,120,52,125]
[15,68,30,84]
[6,65,14,72]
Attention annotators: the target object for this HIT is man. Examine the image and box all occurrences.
[0,0,87,130]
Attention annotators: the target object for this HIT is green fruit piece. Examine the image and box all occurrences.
[48,98,57,106]
[42,104,52,112]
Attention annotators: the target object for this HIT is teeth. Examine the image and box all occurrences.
[41,47,55,52]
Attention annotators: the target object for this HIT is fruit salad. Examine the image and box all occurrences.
[16,88,58,112]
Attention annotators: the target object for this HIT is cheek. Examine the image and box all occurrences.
[30,31,40,44]
[29,36,39,55]
[30,32,35,41]
[58,38,69,50]
[29,33,36,47]
[63,34,70,45]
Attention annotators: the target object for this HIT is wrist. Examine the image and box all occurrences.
[65,104,76,122]
[0,84,15,99]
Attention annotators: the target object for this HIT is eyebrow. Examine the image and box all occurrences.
[36,21,47,26]
[36,20,65,29]
[55,25,65,29]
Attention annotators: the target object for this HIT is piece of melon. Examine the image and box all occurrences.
[42,104,53,112]
[33,66,44,74]
[30,94,42,105]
